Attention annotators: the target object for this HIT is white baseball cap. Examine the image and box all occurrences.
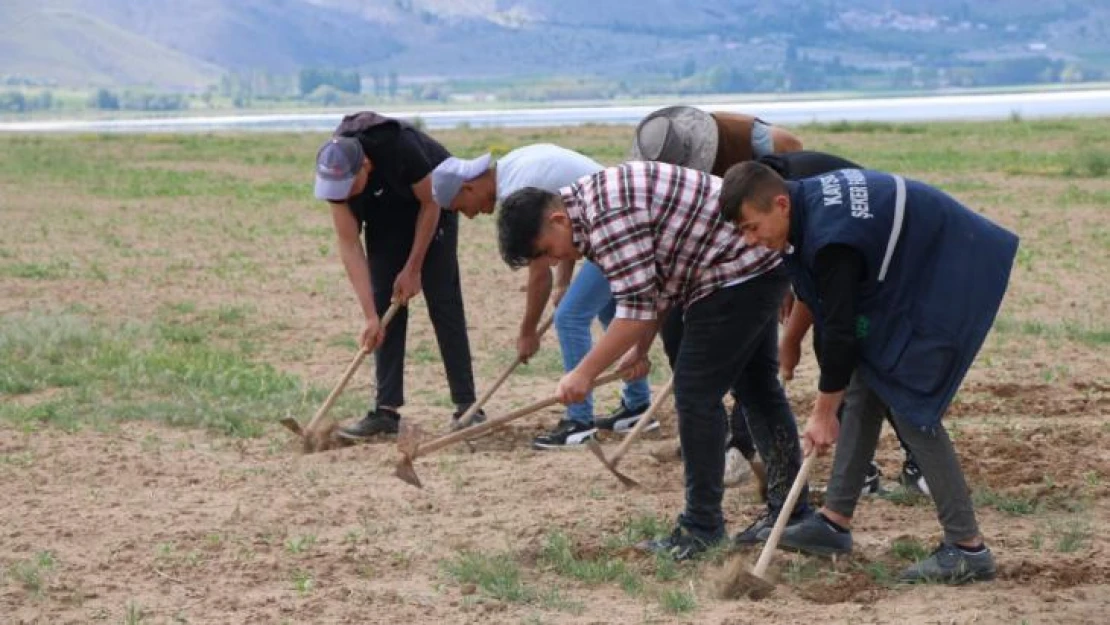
[431,153,492,207]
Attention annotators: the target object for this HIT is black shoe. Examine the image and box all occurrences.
[531,420,596,450]
[337,408,400,440]
[638,525,722,561]
[779,513,854,556]
[900,460,931,496]
[450,407,487,430]
[899,543,996,584]
[732,509,809,546]
[862,461,883,496]
[594,401,655,434]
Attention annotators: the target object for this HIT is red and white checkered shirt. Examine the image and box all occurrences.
[561,161,780,321]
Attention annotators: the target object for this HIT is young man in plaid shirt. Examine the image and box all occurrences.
[497,161,811,559]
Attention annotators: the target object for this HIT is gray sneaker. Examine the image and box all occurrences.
[778,514,853,556]
[732,510,808,546]
[899,543,996,585]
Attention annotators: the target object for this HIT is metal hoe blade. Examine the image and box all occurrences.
[584,439,639,487]
[394,419,425,488]
[279,416,304,436]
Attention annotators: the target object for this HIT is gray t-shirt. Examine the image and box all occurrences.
[495,143,604,202]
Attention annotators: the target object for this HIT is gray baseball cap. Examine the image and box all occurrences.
[630,105,719,172]
[431,153,492,208]
[314,137,365,201]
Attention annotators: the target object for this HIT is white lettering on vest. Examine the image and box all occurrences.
[843,169,872,219]
[820,174,842,207]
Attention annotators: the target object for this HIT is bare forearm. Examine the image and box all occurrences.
[521,261,553,334]
[553,259,574,289]
[404,202,439,273]
[636,312,663,355]
[814,389,845,422]
[576,318,656,379]
[783,298,814,345]
[339,242,376,320]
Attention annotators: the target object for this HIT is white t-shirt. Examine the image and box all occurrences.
[495,143,604,202]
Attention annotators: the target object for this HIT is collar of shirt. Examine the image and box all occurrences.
[786,180,805,254]
[560,185,592,258]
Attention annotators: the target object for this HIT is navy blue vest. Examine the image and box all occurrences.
[785,170,1019,430]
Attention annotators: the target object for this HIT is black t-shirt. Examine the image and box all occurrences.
[347,126,450,226]
[758,151,862,181]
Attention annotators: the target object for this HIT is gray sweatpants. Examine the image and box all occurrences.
[824,372,981,545]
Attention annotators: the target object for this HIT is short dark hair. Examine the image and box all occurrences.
[497,187,558,269]
[719,161,787,222]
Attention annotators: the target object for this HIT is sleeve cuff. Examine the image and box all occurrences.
[614,303,657,322]
[817,372,851,394]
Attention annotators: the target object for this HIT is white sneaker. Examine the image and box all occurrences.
[723,447,752,487]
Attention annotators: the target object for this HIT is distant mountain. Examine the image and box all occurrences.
[2,0,1107,89]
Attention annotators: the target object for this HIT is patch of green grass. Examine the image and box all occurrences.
[538,532,642,594]
[658,586,697,614]
[442,551,581,611]
[1050,518,1092,553]
[604,512,669,550]
[8,551,55,596]
[0,451,35,467]
[537,591,585,614]
[442,548,582,612]
[1059,184,1110,206]
[0,312,323,437]
[880,486,931,507]
[409,342,440,364]
[516,347,566,378]
[291,569,314,595]
[8,560,44,594]
[123,600,146,625]
[782,558,823,584]
[993,316,1110,346]
[284,534,317,555]
[443,551,536,604]
[651,552,680,582]
[699,541,732,565]
[859,561,898,587]
[156,320,207,345]
[938,178,993,194]
[815,120,928,135]
[1063,150,1110,178]
[0,260,72,280]
[890,537,930,562]
[973,488,1038,516]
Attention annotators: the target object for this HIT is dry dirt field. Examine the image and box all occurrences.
[1,119,1108,624]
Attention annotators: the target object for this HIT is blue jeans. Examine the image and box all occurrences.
[554,261,651,425]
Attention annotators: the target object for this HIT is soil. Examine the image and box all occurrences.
[2,128,1108,624]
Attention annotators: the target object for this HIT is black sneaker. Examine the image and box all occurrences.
[337,408,400,440]
[732,510,808,546]
[900,460,931,496]
[862,461,883,496]
[450,407,487,431]
[779,513,853,557]
[594,401,656,434]
[638,525,722,561]
[899,543,996,584]
[531,420,596,450]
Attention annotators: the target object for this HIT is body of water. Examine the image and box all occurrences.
[1,89,1108,133]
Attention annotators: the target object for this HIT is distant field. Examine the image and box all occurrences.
[1,119,1108,623]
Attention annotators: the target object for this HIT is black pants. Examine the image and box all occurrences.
[662,313,756,459]
[364,206,476,410]
[667,267,809,539]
